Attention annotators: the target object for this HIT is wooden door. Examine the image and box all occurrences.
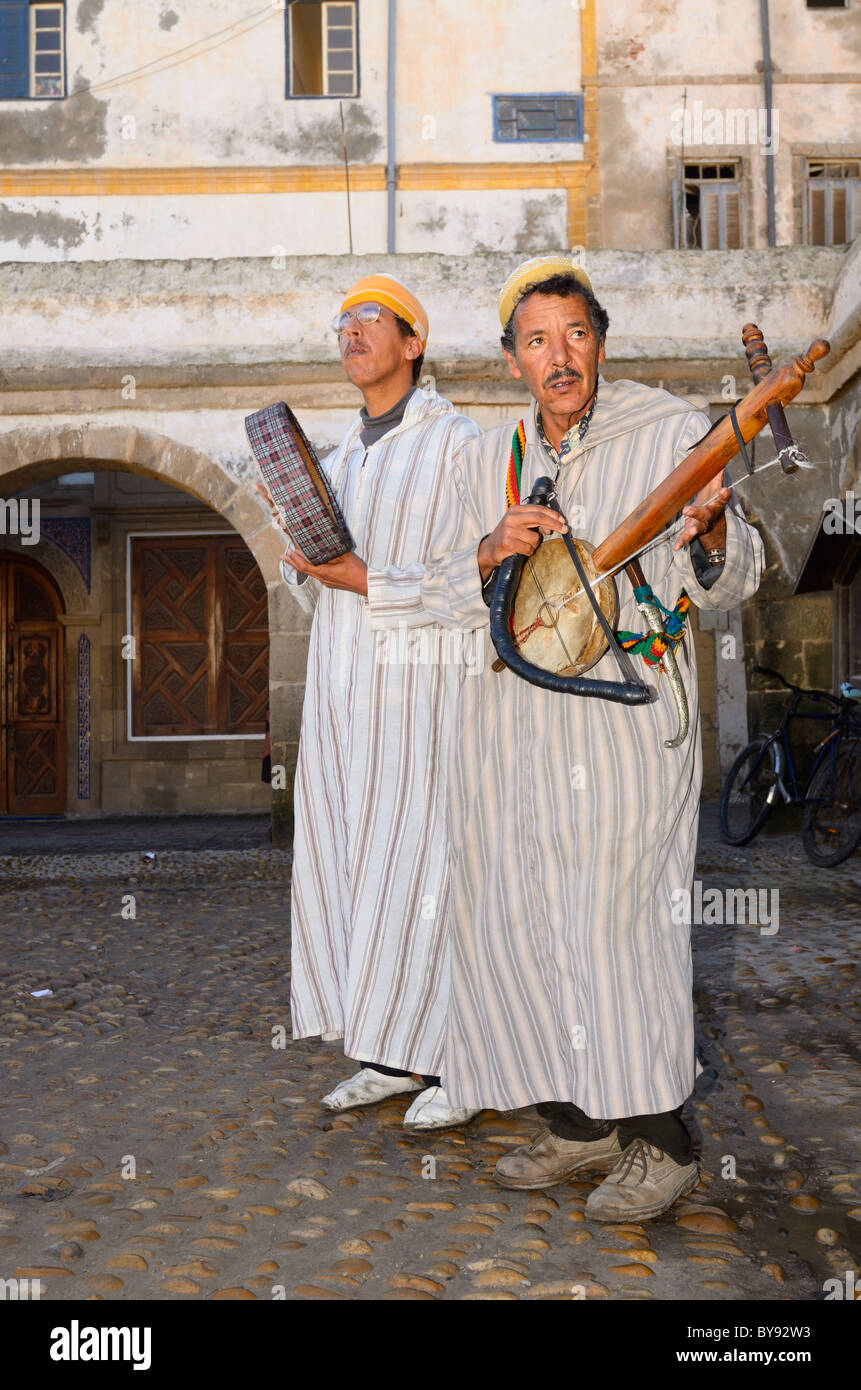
[131,536,267,738]
[0,556,65,815]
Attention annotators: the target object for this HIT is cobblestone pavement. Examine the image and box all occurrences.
[0,813,271,856]
[0,810,858,1302]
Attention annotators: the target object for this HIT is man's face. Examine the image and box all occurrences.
[337,303,421,390]
[503,291,605,423]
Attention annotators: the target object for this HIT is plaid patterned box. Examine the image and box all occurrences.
[245,401,353,565]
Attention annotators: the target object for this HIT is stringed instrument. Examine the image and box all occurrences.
[490,328,829,746]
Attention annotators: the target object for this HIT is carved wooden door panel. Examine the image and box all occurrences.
[131,537,267,738]
[217,541,269,734]
[0,557,65,815]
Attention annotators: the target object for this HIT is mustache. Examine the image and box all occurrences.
[544,369,582,387]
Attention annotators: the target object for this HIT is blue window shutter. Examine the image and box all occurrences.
[0,1,29,99]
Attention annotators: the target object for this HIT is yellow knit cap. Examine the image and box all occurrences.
[498,255,593,329]
[339,274,429,348]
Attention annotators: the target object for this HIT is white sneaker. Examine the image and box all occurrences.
[402,1086,480,1132]
[321,1069,423,1112]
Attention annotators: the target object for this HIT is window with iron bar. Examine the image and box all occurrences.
[493,94,583,143]
[672,162,745,250]
[806,158,860,245]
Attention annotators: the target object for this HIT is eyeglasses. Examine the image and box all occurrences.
[330,302,385,335]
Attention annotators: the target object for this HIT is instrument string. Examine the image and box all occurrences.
[579,454,816,595]
[523,555,581,670]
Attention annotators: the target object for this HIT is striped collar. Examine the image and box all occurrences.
[536,380,599,466]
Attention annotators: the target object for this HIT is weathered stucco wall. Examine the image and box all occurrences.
[0,0,584,259]
[2,1,855,258]
[0,246,848,375]
[596,0,860,250]
[392,0,583,165]
[0,1,583,171]
[0,2,384,169]
[0,188,570,261]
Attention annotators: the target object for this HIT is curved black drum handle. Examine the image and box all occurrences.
[488,478,653,704]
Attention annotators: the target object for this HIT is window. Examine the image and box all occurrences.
[0,1,63,99]
[288,1,357,97]
[806,159,860,245]
[673,162,745,249]
[130,536,268,739]
[30,1,61,96]
[806,2,848,9]
[0,0,30,98]
[493,94,583,143]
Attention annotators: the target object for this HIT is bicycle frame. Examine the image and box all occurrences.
[721,664,860,857]
[742,689,839,807]
[805,720,861,808]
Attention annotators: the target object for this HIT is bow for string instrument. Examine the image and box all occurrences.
[489,329,829,747]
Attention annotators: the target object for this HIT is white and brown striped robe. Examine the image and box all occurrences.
[282,388,480,1074]
[369,377,764,1116]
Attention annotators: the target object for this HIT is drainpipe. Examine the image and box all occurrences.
[759,0,777,247]
[386,0,396,253]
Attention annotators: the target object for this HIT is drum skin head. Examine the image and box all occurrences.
[510,535,618,677]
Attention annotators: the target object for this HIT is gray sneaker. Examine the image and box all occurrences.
[585,1138,699,1222]
[494,1126,623,1191]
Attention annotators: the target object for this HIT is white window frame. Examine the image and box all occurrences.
[29,1,64,100]
[322,0,356,97]
[288,0,357,99]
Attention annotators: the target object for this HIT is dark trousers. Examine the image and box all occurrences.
[537,1101,693,1165]
[359,1060,441,1088]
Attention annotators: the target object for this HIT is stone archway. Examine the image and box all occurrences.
[0,425,310,841]
[0,424,281,574]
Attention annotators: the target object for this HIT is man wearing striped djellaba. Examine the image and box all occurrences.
[378,255,764,1220]
[272,274,482,1132]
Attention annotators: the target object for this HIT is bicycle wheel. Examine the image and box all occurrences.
[802,737,861,867]
[719,736,781,845]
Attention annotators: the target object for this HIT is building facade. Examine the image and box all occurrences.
[0,1,857,260]
[0,1,858,832]
[0,0,588,258]
[595,0,859,252]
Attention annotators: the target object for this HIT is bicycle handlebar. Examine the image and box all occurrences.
[753,665,793,689]
[752,666,842,707]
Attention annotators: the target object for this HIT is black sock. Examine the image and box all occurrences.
[359,1061,440,1087]
[616,1107,694,1165]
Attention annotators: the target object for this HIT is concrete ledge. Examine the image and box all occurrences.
[0,247,851,393]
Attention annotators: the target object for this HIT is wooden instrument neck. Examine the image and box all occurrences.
[591,338,829,577]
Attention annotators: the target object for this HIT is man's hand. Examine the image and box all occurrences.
[284,546,369,596]
[254,481,285,530]
[254,482,369,596]
[477,504,567,582]
[674,469,731,552]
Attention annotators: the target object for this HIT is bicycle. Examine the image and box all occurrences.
[718,665,861,866]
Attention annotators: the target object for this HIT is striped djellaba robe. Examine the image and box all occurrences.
[367,376,764,1117]
[282,388,480,1076]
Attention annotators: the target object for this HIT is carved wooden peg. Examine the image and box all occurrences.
[796,339,830,375]
[742,322,773,383]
